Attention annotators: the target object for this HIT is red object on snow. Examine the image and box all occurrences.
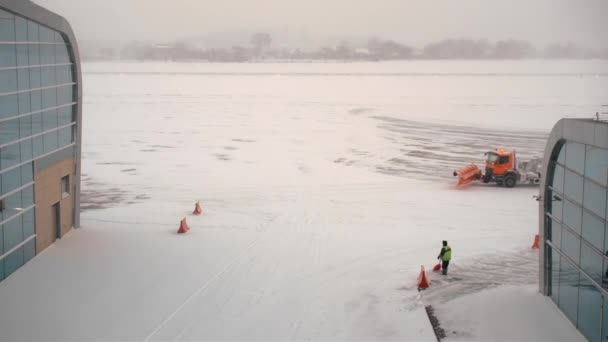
[532,234,540,249]
[432,263,442,272]
[193,201,203,215]
[454,164,482,186]
[177,218,190,234]
[417,265,430,290]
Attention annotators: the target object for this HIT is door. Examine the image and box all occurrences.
[52,202,61,240]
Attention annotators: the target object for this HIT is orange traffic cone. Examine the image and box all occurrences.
[531,234,540,249]
[193,201,203,215]
[177,217,190,234]
[417,265,430,290]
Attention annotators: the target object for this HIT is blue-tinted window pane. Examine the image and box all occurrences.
[602,297,608,341]
[0,94,18,119]
[566,142,585,175]
[0,143,20,170]
[55,44,70,63]
[58,126,71,147]
[40,67,56,87]
[586,147,608,186]
[551,247,560,303]
[558,258,579,326]
[0,18,15,41]
[0,225,3,255]
[58,105,72,125]
[0,119,19,145]
[21,185,33,208]
[551,219,562,247]
[42,109,57,131]
[604,296,608,342]
[0,9,12,18]
[605,229,608,259]
[584,180,607,219]
[30,93,42,116]
[4,247,24,278]
[28,44,39,65]
[564,169,583,204]
[561,227,581,264]
[15,16,27,41]
[22,209,34,237]
[3,217,23,251]
[54,32,63,43]
[32,136,42,157]
[19,115,31,138]
[20,163,32,183]
[563,200,582,235]
[1,167,21,194]
[0,45,16,68]
[577,276,601,342]
[43,131,57,153]
[17,69,29,90]
[23,237,35,263]
[0,69,18,93]
[582,211,605,251]
[551,191,563,221]
[29,67,41,89]
[16,44,28,67]
[557,143,566,164]
[39,26,55,43]
[42,88,56,108]
[581,243,603,284]
[55,65,71,84]
[4,191,21,218]
[27,21,39,42]
[18,92,30,114]
[20,140,32,162]
[57,85,72,105]
[40,44,55,65]
[31,112,42,134]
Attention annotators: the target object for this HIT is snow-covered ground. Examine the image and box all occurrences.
[1,60,606,341]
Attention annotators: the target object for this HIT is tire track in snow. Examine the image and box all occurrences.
[335,116,547,182]
[142,222,273,342]
[164,210,308,341]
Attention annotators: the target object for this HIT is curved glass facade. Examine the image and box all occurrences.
[0,7,76,281]
[545,139,608,342]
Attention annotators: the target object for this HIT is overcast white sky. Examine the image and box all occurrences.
[33,0,608,48]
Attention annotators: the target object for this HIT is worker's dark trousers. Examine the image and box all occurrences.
[442,260,450,275]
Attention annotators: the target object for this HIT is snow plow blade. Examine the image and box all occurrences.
[453,164,482,186]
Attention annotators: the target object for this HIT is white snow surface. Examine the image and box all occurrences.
[434,285,586,341]
[1,61,606,341]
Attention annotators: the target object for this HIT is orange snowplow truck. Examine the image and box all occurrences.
[453,148,542,188]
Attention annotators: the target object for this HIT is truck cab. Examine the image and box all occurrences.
[482,149,518,187]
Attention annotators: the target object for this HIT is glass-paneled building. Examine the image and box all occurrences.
[540,118,608,341]
[0,1,81,282]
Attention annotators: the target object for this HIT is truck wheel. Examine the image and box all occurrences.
[504,175,516,188]
[482,175,491,183]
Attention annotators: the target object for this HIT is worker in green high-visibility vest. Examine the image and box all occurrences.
[437,240,452,275]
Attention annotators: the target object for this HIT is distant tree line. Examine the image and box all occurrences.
[84,33,608,62]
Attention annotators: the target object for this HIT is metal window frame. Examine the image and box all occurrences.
[0,62,73,72]
[0,101,75,123]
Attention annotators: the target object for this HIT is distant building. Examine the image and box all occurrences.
[0,1,82,282]
[539,118,608,341]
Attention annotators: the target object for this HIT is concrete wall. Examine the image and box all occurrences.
[34,158,75,253]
